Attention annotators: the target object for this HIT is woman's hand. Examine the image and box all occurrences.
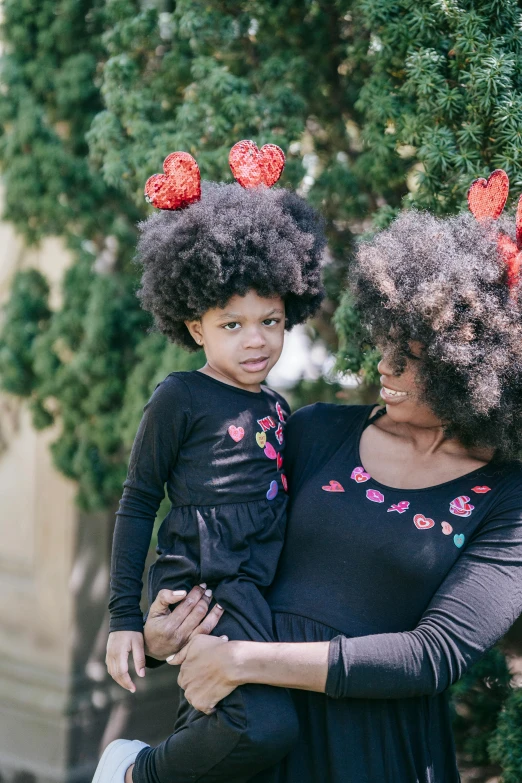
[167,635,238,715]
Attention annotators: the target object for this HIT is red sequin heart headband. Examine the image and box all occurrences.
[144,141,285,211]
[467,169,522,292]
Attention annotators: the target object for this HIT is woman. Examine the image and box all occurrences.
[143,208,522,782]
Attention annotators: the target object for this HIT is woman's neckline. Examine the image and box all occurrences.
[354,405,498,493]
[192,369,265,397]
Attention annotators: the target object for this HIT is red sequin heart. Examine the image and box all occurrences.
[322,480,345,493]
[229,140,285,189]
[144,152,201,210]
[228,425,245,443]
[467,169,509,220]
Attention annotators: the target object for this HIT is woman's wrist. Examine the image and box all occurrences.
[225,640,330,693]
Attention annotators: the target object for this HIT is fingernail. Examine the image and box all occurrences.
[216,603,223,610]
[166,654,175,662]
[220,635,228,640]
[205,588,212,597]
[199,583,207,589]
[138,668,145,677]
[172,590,186,596]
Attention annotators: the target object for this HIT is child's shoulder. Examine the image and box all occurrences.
[261,383,290,413]
[146,371,195,410]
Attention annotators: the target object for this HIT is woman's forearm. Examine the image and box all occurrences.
[230,641,330,693]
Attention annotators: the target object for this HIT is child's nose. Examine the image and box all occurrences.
[244,327,266,348]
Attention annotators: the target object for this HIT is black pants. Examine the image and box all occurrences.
[133,585,299,783]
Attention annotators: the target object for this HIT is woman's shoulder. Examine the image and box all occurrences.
[287,402,376,436]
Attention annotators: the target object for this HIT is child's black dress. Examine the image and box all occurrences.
[109,371,298,783]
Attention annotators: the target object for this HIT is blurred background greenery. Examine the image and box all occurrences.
[2,0,522,779]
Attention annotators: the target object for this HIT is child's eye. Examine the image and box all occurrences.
[262,318,280,327]
[223,322,241,330]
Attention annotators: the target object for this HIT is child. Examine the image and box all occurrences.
[92,143,326,783]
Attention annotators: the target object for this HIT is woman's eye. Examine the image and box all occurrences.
[263,318,279,327]
[223,322,240,330]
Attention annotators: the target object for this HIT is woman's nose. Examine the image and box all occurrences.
[377,354,394,377]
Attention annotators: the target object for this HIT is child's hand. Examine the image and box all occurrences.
[106,630,146,693]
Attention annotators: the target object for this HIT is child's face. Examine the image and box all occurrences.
[185,290,286,391]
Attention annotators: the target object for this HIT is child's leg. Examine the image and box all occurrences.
[132,588,299,783]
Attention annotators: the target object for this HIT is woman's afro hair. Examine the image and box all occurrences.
[350,210,522,460]
[136,182,326,350]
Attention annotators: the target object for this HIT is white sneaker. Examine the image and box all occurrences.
[92,739,150,783]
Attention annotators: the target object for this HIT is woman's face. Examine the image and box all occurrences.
[377,342,442,429]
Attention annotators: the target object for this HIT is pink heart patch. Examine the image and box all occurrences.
[228,425,245,443]
[441,521,453,535]
[322,480,345,493]
[414,514,435,530]
[450,495,474,517]
[351,466,371,483]
[264,443,277,460]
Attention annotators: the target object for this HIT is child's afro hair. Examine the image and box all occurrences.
[349,210,522,460]
[136,182,326,350]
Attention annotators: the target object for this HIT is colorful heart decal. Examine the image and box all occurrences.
[387,501,410,514]
[467,169,509,220]
[449,495,474,517]
[322,480,345,493]
[454,533,465,548]
[276,453,283,470]
[228,424,245,443]
[256,432,267,448]
[413,514,435,530]
[281,474,288,492]
[229,140,285,189]
[366,489,384,503]
[351,466,371,483]
[264,442,277,460]
[441,521,453,535]
[471,486,491,494]
[144,152,201,210]
[266,480,278,500]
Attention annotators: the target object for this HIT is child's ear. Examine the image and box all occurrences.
[185,319,204,347]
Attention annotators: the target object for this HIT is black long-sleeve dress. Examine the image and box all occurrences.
[255,402,522,783]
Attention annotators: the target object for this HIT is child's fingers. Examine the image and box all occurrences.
[108,652,136,693]
[132,636,146,678]
[189,603,225,639]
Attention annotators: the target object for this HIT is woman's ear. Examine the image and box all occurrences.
[185,319,204,347]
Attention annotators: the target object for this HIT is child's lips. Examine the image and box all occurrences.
[240,357,269,372]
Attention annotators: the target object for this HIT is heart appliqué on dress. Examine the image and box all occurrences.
[264,443,277,460]
[441,521,453,535]
[467,169,509,220]
[322,480,345,493]
[229,140,285,188]
[281,474,288,492]
[256,432,267,448]
[144,152,201,210]
[228,424,245,443]
[351,466,371,483]
[414,514,435,530]
[449,495,474,517]
[454,533,465,548]
[276,452,283,470]
[266,480,279,500]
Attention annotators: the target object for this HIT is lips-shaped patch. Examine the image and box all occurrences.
[366,489,384,503]
[264,443,277,460]
[276,452,283,470]
[471,486,491,494]
[144,152,201,210]
[467,169,509,220]
[449,495,474,517]
[441,521,453,535]
[351,466,371,483]
[414,514,435,530]
[228,424,245,443]
[266,480,278,500]
[229,140,285,189]
[322,480,345,492]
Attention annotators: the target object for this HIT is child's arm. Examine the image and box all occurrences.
[106,375,191,690]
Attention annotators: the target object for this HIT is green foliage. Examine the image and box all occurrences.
[489,686,522,782]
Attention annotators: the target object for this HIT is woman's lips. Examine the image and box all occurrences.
[240,357,269,373]
[381,385,408,403]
